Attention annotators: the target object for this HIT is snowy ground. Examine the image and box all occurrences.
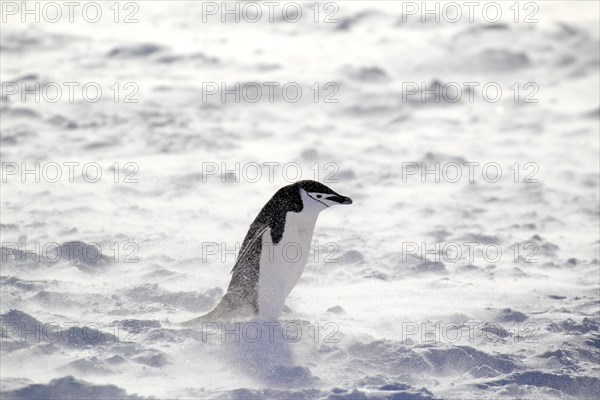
[1,1,599,399]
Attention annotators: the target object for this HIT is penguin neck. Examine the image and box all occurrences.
[279,189,325,247]
[284,208,320,241]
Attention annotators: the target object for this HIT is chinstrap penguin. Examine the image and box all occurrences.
[183,180,352,325]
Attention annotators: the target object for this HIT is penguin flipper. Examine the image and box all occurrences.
[182,224,268,328]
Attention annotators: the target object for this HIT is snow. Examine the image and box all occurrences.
[1,1,599,399]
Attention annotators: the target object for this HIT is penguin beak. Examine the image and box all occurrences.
[327,194,353,205]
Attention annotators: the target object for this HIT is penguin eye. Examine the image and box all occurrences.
[316,194,322,199]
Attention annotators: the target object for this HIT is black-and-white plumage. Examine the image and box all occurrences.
[183,180,352,324]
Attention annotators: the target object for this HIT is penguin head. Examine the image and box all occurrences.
[296,180,353,211]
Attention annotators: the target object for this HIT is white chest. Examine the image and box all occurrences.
[257,210,319,320]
